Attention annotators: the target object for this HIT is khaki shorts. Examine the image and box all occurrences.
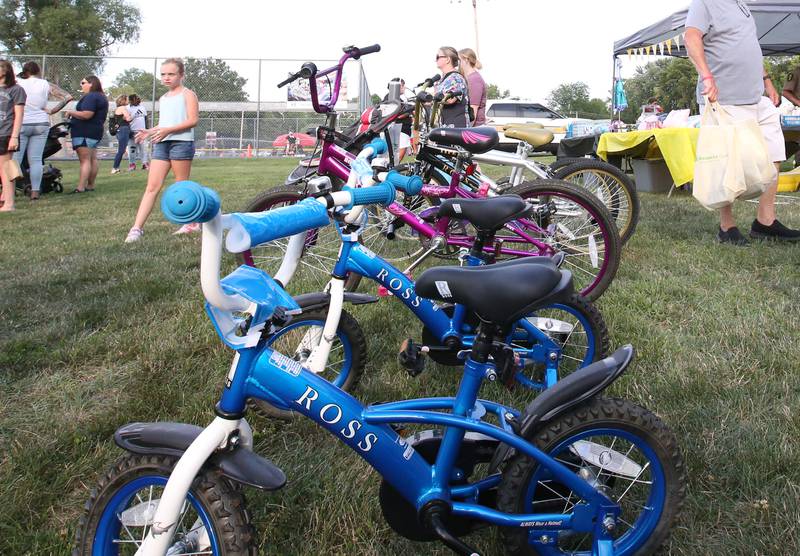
[719,96,786,163]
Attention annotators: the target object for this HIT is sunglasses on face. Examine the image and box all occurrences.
[436,55,448,60]
[80,81,88,85]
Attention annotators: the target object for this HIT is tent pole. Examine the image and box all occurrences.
[610,54,617,121]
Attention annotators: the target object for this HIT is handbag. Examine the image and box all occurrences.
[108,114,121,136]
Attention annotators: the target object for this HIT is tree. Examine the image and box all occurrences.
[765,55,800,91]
[0,0,141,91]
[620,58,698,123]
[183,58,249,102]
[546,81,609,118]
[620,55,800,123]
[486,83,510,99]
[107,68,167,101]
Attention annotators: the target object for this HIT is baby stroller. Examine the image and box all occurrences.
[15,122,70,197]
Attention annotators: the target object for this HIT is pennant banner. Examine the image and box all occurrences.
[674,34,681,50]
[667,38,673,54]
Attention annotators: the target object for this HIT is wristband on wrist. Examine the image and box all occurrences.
[701,74,714,81]
[763,75,771,81]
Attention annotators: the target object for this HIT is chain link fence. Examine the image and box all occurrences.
[3,54,368,160]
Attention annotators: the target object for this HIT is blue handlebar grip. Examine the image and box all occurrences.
[385,171,423,196]
[161,181,221,224]
[225,198,330,253]
[365,138,387,156]
[346,182,396,207]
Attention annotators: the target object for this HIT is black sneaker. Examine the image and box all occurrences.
[717,226,749,246]
[749,219,800,242]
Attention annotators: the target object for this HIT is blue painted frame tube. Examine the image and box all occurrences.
[244,346,436,502]
[362,408,614,505]
[235,345,616,526]
[450,503,572,529]
[333,238,355,278]
[218,347,261,414]
[430,358,488,494]
[345,242,453,340]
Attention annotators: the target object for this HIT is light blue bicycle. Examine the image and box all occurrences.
[74,174,685,555]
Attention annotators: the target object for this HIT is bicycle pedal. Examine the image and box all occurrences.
[398,338,426,377]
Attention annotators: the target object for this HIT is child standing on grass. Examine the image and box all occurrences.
[125,58,199,243]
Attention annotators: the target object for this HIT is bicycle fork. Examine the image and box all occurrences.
[303,276,346,374]
[134,417,248,555]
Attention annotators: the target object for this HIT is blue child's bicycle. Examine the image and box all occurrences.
[74,178,685,555]
[241,139,609,419]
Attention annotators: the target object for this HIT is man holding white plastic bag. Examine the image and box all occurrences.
[685,0,800,244]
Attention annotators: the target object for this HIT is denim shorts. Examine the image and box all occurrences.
[152,140,195,161]
[72,136,100,149]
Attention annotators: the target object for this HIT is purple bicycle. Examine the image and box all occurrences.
[241,45,620,301]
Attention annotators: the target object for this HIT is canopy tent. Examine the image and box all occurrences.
[614,1,800,58]
[611,2,800,113]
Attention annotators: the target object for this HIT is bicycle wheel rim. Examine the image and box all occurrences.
[558,168,633,241]
[508,186,616,299]
[525,428,666,555]
[93,475,220,555]
[511,302,597,390]
[265,318,353,387]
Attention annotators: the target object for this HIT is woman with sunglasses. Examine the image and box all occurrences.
[434,46,470,128]
[65,76,108,193]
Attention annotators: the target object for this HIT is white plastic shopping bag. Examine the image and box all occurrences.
[693,102,743,209]
[693,100,775,209]
[734,114,776,200]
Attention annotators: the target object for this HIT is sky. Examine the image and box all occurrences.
[109,0,691,103]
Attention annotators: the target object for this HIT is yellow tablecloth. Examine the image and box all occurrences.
[597,128,700,187]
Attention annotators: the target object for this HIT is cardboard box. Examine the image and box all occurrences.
[630,158,673,193]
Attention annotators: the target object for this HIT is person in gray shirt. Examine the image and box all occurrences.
[685,0,800,243]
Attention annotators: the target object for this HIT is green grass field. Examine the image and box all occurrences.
[1,158,800,555]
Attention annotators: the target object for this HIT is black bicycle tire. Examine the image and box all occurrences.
[496,396,687,555]
[74,454,256,555]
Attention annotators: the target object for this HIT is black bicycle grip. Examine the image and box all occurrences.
[277,72,298,88]
[354,44,381,58]
[416,74,440,87]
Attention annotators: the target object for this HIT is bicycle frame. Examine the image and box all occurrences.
[311,138,557,259]
[332,234,570,389]
[139,334,619,555]
[421,143,552,195]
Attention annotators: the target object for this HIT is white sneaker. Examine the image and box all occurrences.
[173,222,201,235]
[125,227,143,243]
[110,168,121,175]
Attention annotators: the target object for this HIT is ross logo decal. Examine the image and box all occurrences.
[461,130,490,144]
[294,386,378,452]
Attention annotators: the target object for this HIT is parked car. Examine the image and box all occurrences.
[484,100,593,154]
